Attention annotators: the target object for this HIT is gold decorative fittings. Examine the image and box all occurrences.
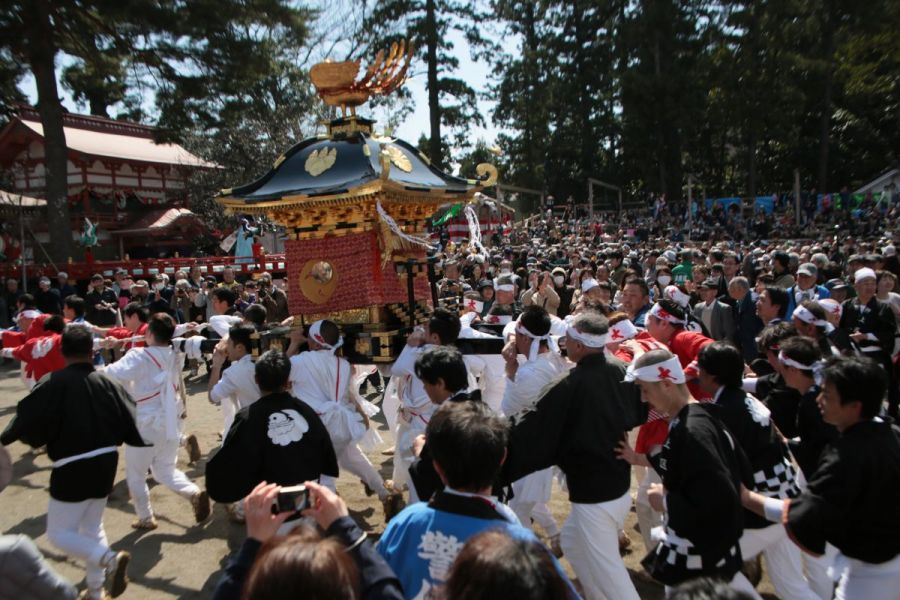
[386,146,412,172]
[305,147,337,176]
[475,163,498,187]
[309,40,415,117]
[298,259,338,304]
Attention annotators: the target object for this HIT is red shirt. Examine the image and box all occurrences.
[12,332,65,382]
[106,323,148,350]
[667,329,714,401]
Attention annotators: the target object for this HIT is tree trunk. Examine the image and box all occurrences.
[817,21,834,193]
[26,0,73,262]
[425,0,442,169]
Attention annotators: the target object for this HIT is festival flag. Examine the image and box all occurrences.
[433,203,462,226]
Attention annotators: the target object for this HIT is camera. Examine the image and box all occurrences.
[271,484,310,514]
[206,281,216,289]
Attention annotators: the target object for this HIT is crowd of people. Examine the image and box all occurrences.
[0,205,899,600]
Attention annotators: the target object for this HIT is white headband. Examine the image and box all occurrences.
[581,278,599,293]
[515,318,559,361]
[309,320,343,354]
[819,299,842,318]
[792,305,834,332]
[496,284,515,292]
[463,298,484,313]
[855,267,876,283]
[608,319,638,343]
[485,314,513,325]
[19,310,41,320]
[663,285,691,308]
[565,325,607,348]
[778,351,828,385]
[649,302,685,325]
[777,351,814,371]
[624,355,686,384]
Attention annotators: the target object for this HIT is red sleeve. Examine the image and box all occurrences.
[106,327,132,339]
[613,348,633,363]
[11,339,33,363]
[2,331,26,348]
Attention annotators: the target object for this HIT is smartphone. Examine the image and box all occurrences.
[271,484,310,514]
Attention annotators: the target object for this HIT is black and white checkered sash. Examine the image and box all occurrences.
[752,454,801,499]
[653,526,741,573]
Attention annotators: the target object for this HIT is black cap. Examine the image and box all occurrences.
[825,278,848,291]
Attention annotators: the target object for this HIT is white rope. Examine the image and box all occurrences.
[464,204,487,257]
[376,201,436,250]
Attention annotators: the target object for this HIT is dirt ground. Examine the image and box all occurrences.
[0,361,778,599]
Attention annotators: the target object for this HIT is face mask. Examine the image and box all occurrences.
[500,269,511,275]
[657,275,672,286]
[154,283,164,291]
[553,276,565,286]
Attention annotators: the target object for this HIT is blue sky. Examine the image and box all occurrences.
[18,27,505,169]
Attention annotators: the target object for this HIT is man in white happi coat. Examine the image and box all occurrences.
[458,294,506,414]
[208,324,260,438]
[501,305,568,555]
[287,319,401,516]
[102,314,210,530]
[390,308,466,502]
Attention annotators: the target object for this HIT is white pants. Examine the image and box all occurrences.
[511,499,559,538]
[740,524,820,600]
[664,572,762,599]
[510,468,559,537]
[834,553,900,600]
[561,492,640,600]
[126,416,199,520]
[47,497,110,591]
[337,443,387,500]
[635,466,664,552]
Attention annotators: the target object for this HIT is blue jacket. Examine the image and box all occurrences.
[377,490,579,599]
[784,284,830,319]
[733,292,763,363]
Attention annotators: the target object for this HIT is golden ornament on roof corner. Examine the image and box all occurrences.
[310,40,415,117]
[305,147,337,176]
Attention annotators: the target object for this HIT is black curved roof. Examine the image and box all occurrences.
[225,123,474,203]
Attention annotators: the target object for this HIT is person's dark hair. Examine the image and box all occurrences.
[442,529,568,600]
[17,293,35,309]
[428,307,461,345]
[311,320,340,347]
[764,286,789,319]
[229,325,255,355]
[211,287,236,306]
[772,251,790,270]
[147,313,176,344]
[255,349,291,393]
[822,356,887,419]
[427,401,508,491]
[623,277,650,298]
[243,303,268,328]
[123,302,149,323]
[779,336,821,370]
[241,524,360,600]
[668,576,755,600]
[61,324,94,359]
[656,298,686,324]
[757,321,797,354]
[697,342,744,388]
[415,346,468,393]
[64,296,85,318]
[519,305,551,337]
[42,314,66,334]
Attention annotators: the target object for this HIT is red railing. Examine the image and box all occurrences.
[0,254,288,282]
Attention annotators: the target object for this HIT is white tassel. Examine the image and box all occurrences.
[464,204,487,257]
[376,201,436,250]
